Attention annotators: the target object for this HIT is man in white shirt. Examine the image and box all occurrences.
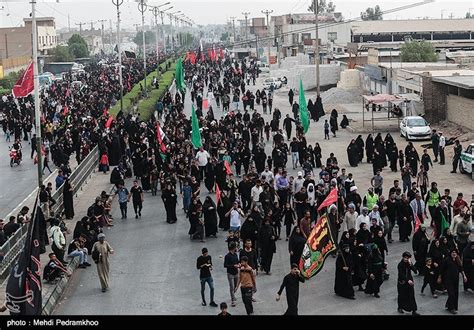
[227,202,244,232]
[261,166,274,184]
[438,132,446,165]
[356,207,370,230]
[195,147,210,181]
[251,180,263,206]
[293,171,305,195]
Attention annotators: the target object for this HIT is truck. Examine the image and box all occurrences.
[459,143,474,178]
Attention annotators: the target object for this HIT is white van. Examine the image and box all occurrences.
[263,77,282,90]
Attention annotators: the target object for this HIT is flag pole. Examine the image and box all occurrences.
[31,0,43,189]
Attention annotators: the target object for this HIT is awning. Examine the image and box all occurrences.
[362,94,403,104]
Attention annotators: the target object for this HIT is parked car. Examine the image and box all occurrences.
[257,62,270,73]
[400,116,432,141]
[459,143,474,175]
[263,77,282,90]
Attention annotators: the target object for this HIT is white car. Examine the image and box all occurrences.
[400,116,432,141]
[257,63,270,73]
[263,77,282,90]
[459,143,474,175]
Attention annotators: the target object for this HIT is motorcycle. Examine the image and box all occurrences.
[9,148,22,167]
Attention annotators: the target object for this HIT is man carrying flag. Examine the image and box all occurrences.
[299,188,338,279]
[5,206,43,315]
[191,105,202,149]
[298,79,310,134]
[434,199,450,239]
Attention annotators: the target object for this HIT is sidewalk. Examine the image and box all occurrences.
[0,166,113,315]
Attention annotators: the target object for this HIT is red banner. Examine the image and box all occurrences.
[317,188,338,212]
[105,116,114,129]
[12,62,34,98]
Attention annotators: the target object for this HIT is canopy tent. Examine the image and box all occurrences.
[362,93,421,130]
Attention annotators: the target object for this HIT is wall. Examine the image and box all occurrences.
[282,22,351,46]
[447,94,474,131]
[422,77,448,123]
[0,27,31,59]
[337,69,360,89]
[271,63,341,91]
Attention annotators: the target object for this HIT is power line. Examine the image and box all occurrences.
[198,0,435,53]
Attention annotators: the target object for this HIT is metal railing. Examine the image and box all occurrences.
[0,146,99,282]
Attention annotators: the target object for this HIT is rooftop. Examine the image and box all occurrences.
[432,75,474,89]
[351,19,473,35]
[377,62,459,69]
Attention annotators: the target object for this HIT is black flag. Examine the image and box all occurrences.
[124,51,136,59]
[114,44,118,53]
[5,206,43,315]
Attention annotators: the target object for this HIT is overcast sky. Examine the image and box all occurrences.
[0,0,473,29]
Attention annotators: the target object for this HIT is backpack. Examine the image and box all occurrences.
[92,247,101,264]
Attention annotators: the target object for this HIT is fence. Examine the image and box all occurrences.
[0,146,100,283]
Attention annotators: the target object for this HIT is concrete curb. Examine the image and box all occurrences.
[41,183,116,315]
[42,257,79,316]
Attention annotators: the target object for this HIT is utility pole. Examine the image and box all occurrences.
[242,12,250,42]
[168,13,174,53]
[230,16,236,42]
[312,0,320,96]
[151,6,160,74]
[31,0,42,188]
[262,9,273,64]
[98,19,107,51]
[256,35,259,61]
[68,14,71,32]
[149,3,170,75]
[112,0,124,113]
[89,21,94,31]
[138,0,148,97]
[75,22,85,35]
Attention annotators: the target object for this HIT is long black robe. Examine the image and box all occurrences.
[277,273,305,315]
[462,243,474,291]
[288,233,306,266]
[240,218,259,248]
[259,223,276,273]
[162,188,177,223]
[203,198,218,237]
[204,163,216,192]
[352,245,368,287]
[109,135,122,166]
[355,136,364,163]
[365,250,384,295]
[347,143,358,167]
[397,260,418,312]
[335,250,355,298]
[412,229,430,273]
[440,256,463,311]
[218,196,232,230]
[63,181,75,219]
[365,135,374,163]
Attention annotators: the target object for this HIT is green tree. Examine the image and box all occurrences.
[51,45,73,62]
[69,43,89,59]
[308,0,336,14]
[400,40,437,62]
[466,12,474,18]
[68,34,88,48]
[220,32,229,42]
[133,31,156,46]
[361,5,383,20]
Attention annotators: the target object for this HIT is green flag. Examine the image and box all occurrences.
[299,79,310,134]
[175,58,186,92]
[191,105,202,149]
[440,211,450,236]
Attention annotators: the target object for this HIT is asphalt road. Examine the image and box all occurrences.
[55,73,474,315]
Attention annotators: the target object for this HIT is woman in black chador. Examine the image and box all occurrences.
[203,196,218,238]
[347,139,359,167]
[365,134,374,163]
[335,244,355,299]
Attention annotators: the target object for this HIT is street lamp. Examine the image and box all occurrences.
[160,6,173,52]
[149,2,171,75]
[112,0,124,113]
[138,0,148,97]
[169,10,181,53]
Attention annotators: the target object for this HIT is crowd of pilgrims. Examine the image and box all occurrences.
[4,45,470,313]
[95,51,474,314]
[0,52,168,170]
[0,52,172,257]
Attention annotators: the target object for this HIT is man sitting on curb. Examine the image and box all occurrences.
[68,234,92,269]
[43,253,71,284]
